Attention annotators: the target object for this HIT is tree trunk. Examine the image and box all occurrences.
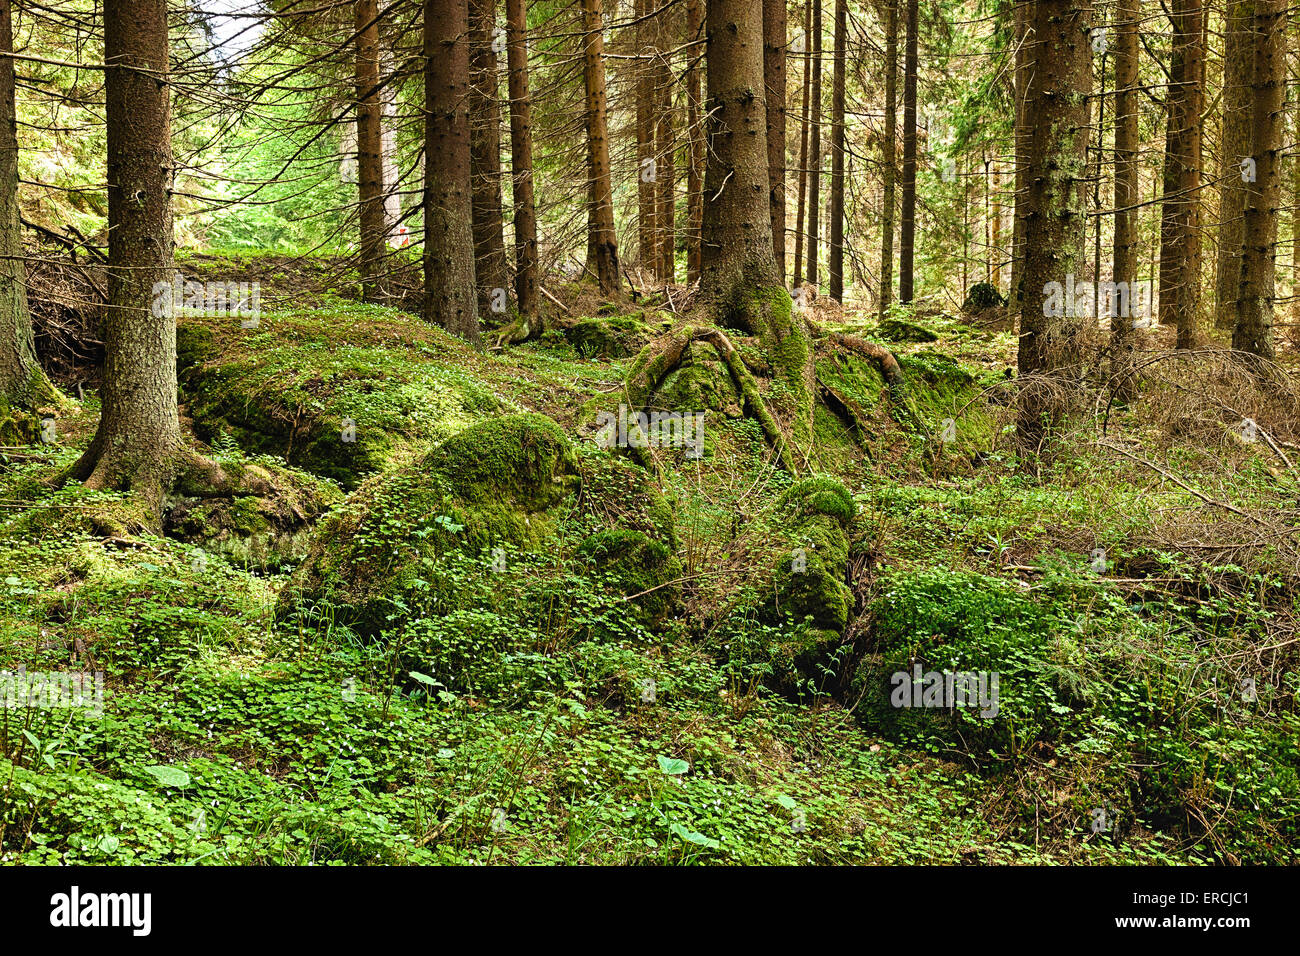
[581,0,621,294]
[702,0,812,454]
[71,0,181,507]
[878,0,897,319]
[1157,0,1204,349]
[424,0,480,343]
[505,0,539,327]
[1016,0,1092,450]
[804,0,822,287]
[0,0,55,410]
[686,0,704,284]
[637,0,658,276]
[1233,0,1287,360]
[469,0,509,316]
[898,0,917,303]
[654,7,676,282]
[1111,0,1140,397]
[793,0,811,286]
[355,0,386,300]
[827,0,846,302]
[1215,0,1252,331]
[763,0,786,282]
[1008,0,1030,308]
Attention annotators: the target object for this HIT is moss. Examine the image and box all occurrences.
[577,527,682,627]
[281,413,581,635]
[0,401,40,445]
[779,475,856,526]
[566,315,654,359]
[877,318,940,343]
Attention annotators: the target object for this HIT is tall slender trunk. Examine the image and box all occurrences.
[1008,0,1028,307]
[793,0,811,287]
[686,0,704,283]
[1216,0,1252,331]
[0,0,55,409]
[637,0,658,275]
[763,0,787,282]
[1233,0,1287,360]
[505,0,539,327]
[1017,0,1092,450]
[898,0,917,303]
[581,0,621,294]
[878,0,897,319]
[424,0,480,343]
[804,0,822,287]
[1157,0,1204,349]
[72,0,181,506]
[654,6,676,282]
[1111,0,1140,397]
[356,0,386,299]
[827,0,846,302]
[469,0,509,315]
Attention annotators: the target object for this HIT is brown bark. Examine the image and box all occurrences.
[1016,0,1092,450]
[72,0,182,506]
[355,0,386,300]
[879,0,897,319]
[827,0,845,302]
[1215,0,1252,331]
[1233,0,1287,360]
[469,0,509,316]
[0,0,54,410]
[898,0,917,303]
[424,0,481,343]
[1157,0,1204,349]
[654,6,676,282]
[804,0,822,288]
[581,0,621,294]
[1008,0,1028,306]
[763,0,786,282]
[793,0,811,287]
[686,0,704,284]
[505,0,539,326]
[637,0,658,275]
[1111,0,1140,397]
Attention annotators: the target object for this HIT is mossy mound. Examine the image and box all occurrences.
[163,456,343,571]
[565,314,658,359]
[280,413,582,635]
[770,476,856,643]
[576,527,682,628]
[176,307,504,489]
[962,281,1006,313]
[877,318,940,343]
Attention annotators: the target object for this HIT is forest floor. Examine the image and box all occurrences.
[1,253,1296,864]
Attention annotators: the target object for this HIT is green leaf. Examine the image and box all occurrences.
[776,794,798,811]
[98,835,120,854]
[142,765,191,788]
[669,822,719,849]
[409,671,437,686]
[657,756,689,776]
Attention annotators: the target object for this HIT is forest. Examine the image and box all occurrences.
[0,0,1296,873]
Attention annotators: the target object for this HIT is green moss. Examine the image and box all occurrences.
[576,527,682,627]
[566,315,654,359]
[779,475,856,526]
[877,318,940,343]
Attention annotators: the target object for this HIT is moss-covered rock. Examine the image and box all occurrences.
[280,413,582,635]
[576,527,682,628]
[770,476,856,643]
[877,317,940,343]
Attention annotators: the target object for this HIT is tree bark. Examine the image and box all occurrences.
[898,0,917,303]
[827,0,846,302]
[72,0,182,507]
[504,0,539,327]
[1016,0,1092,450]
[763,0,786,282]
[637,0,658,276]
[793,0,811,287]
[469,0,509,316]
[1157,0,1204,349]
[355,0,386,300]
[804,0,822,287]
[424,0,481,343]
[654,5,676,282]
[702,0,812,455]
[878,0,897,319]
[686,0,704,284]
[581,0,621,294]
[0,0,55,410]
[1215,0,1252,331]
[1008,0,1028,307]
[1233,0,1287,361]
[1111,0,1140,397]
